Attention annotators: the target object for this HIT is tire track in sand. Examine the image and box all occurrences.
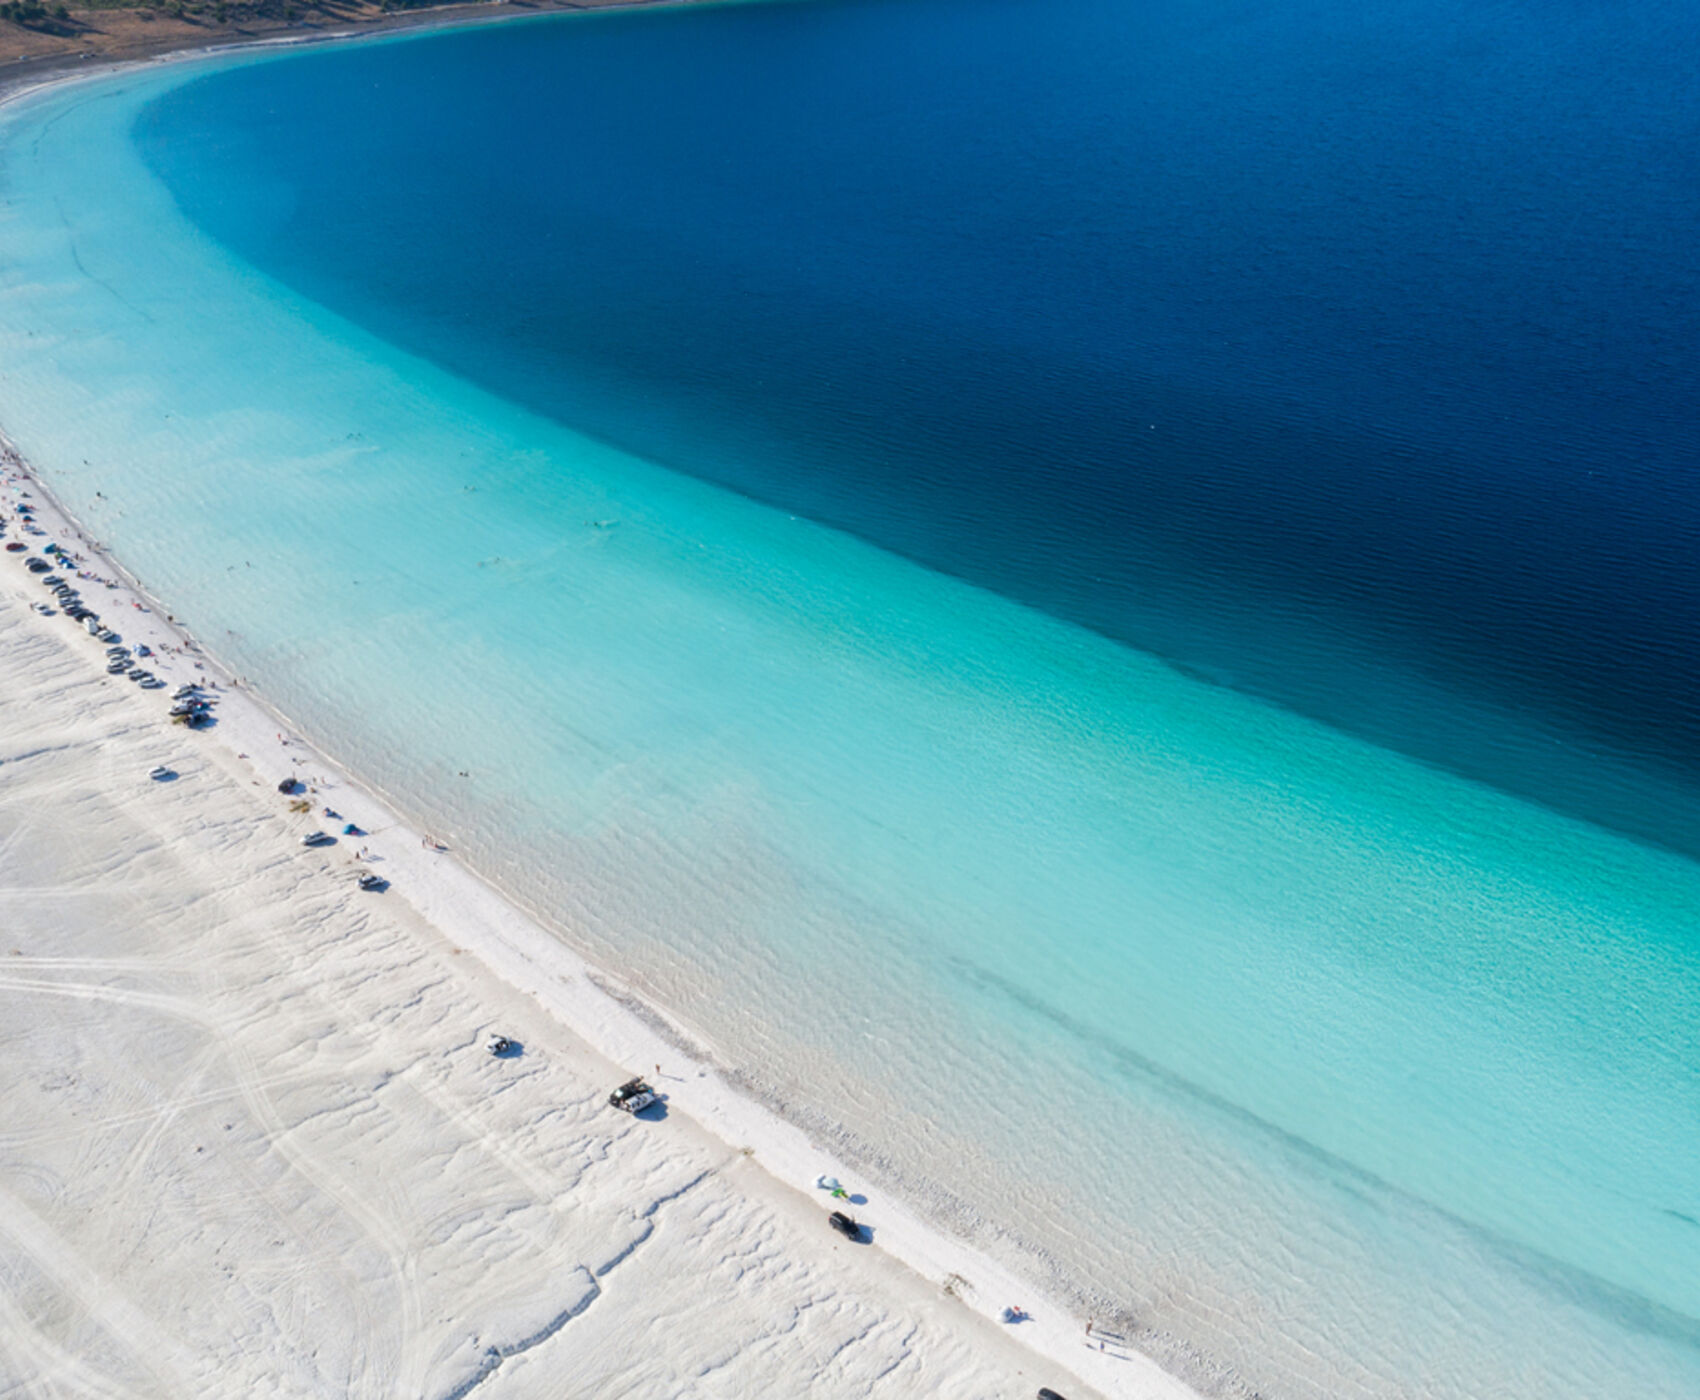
[0,1181,200,1397]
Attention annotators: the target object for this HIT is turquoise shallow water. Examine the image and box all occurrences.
[2,31,1698,1400]
[132,0,1700,856]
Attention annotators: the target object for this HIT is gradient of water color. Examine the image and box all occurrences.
[138,0,1700,856]
[1,5,1697,1397]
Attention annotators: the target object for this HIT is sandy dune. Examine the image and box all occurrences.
[0,471,1171,1397]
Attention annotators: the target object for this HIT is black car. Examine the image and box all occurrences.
[608,1077,658,1113]
[827,1210,862,1242]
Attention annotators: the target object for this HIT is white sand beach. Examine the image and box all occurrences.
[8,2,1700,1394]
[0,453,1199,1397]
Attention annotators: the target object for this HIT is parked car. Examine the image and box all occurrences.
[827,1211,862,1241]
[608,1077,657,1113]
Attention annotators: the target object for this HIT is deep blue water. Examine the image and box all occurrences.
[137,0,1700,847]
[6,6,1700,1391]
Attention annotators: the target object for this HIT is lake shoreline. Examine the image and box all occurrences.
[0,31,1197,1386]
[0,0,692,79]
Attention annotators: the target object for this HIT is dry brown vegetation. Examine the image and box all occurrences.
[0,0,637,71]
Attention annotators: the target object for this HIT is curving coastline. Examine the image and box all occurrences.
[0,0,688,76]
[0,432,1180,1398]
[0,22,1194,1397]
[5,8,1700,1397]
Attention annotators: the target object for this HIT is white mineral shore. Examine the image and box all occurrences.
[0,463,1199,1397]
